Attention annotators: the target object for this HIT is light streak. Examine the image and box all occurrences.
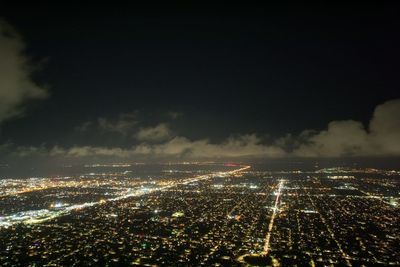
[263,179,285,254]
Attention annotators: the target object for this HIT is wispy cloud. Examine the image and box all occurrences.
[76,113,138,136]
[135,123,172,142]
[167,111,183,119]
[9,134,285,160]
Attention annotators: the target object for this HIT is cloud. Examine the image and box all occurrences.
[152,135,285,158]
[76,113,137,135]
[12,134,285,160]
[3,99,400,160]
[369,99,400,154]
[0,20,48,123]
[167,111,183,119]
[49,145,134,158]
[293,99,400,157]
[74,121,93,132]
[133,134,285,158]
[135,123,172,142]
[293,120,371,157]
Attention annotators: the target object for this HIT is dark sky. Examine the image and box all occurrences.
[0,3,399,160]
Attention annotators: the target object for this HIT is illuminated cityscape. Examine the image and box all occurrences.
[0,163,398,266]
[1,2,400,267]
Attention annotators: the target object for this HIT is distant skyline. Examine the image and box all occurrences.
[1,3,400,163]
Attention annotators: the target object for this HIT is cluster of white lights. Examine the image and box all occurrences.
[0,165,251,228]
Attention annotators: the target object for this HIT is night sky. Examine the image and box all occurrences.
[0,3,400,162]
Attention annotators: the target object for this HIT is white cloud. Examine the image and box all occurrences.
[369,99,400,154]
[293,120,371,157]
[293,99,400,157]
[133,134,285,158]
[0,20,48,123]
